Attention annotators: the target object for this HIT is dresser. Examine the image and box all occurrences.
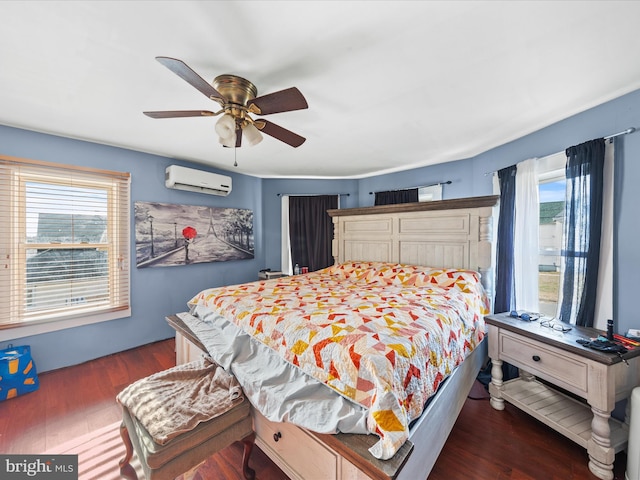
[486,313,640,480]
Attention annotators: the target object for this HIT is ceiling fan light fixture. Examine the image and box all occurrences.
[147,57,308,149]
[215,114,237,146]
[219,134,237,148]
[243,123,263,146]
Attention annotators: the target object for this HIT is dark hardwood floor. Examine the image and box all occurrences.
[433,389,627,480]
[0,338,628,479]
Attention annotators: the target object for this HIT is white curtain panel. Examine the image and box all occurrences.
[514,158,540,312]
[593,141,614,330]
[281,195,292,274]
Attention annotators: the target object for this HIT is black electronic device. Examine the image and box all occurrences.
[576,338,627,354]
[509,310,540,322]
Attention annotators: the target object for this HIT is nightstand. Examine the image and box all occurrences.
[486,313,640,480]
[258,270,287,280]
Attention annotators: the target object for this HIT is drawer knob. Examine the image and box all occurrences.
[273,431,282,442]
[532,355,541,362]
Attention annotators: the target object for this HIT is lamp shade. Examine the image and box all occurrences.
[215,114,237,146]
[243,123,263,146]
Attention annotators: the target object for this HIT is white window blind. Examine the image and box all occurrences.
[0,156,130,333]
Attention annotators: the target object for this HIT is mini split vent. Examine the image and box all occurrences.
[165,165,232,196]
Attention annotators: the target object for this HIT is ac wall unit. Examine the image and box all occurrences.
[165,165,232,196]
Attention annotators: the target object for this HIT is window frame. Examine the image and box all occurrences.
[0,156,131,341]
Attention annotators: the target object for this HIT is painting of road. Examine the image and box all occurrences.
[134,201,254,268]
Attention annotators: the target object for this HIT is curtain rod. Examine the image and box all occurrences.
[369,180,451,195]
[604,126,637,140]
[276,192,350,197]
[484,127,637,176]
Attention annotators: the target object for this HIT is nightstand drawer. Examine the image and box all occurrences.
[500,331,588,394]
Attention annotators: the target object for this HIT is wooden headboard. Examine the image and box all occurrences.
[328,195,499,304]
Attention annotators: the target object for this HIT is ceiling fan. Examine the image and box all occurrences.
[144,56,308,148]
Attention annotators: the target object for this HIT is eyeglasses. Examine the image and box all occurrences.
[540,319,572,333]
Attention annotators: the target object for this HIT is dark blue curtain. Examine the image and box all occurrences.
[374,188,418,205]
[478,165,519,387]
[558,138,605,327]
[494,165,517,314]
[289,195,338,272]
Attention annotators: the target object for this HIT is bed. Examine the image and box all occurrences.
[169,194,499,480]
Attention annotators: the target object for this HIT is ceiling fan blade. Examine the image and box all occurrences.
[257,120,306,147]
[248,87,308,115]
[155,56,226,103]
[236,128,242,148]
[143,110,215,119]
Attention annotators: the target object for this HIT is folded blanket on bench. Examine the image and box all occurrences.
[117,357,244,445]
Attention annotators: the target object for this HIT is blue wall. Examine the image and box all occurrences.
[0,125,264,372]
[2,87,639,372]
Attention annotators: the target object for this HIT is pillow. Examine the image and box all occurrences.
[322,261,381,281]
[326,261,483,291]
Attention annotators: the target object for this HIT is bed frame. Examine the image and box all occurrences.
[169,194,499,480]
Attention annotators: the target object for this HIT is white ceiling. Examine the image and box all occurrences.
[2,1,640,179]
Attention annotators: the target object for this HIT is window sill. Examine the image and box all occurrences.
[0,308,131,342]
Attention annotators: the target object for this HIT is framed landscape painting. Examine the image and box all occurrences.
[134,201,254,268]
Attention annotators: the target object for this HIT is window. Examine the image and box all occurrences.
[535,147,613,324]
[537,153,566,317]
[0,156,130,339]
[418,184,443,202]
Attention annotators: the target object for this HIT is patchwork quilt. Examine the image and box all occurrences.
[188,261,489,459]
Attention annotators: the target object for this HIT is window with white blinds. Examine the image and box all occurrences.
[0,156,130,335]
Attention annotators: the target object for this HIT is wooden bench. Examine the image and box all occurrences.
[117,360,255,480]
